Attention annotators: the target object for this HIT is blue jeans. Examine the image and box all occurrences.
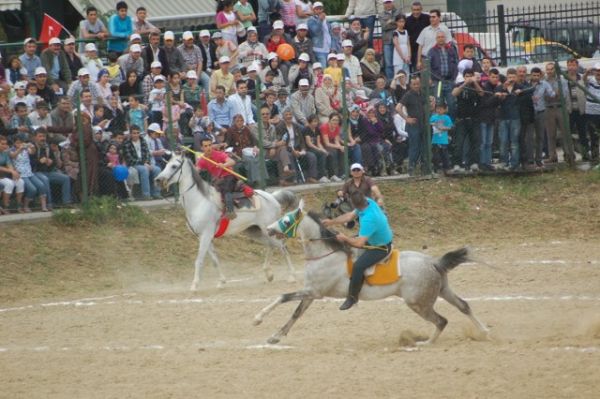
[383,43,394,80]
[360,16,377,49]
[199,71,211,96]
[480,122,494,166]
[23,174,50,200]
[314,52,329,67]
[406,124,422,170]
[348,144,362,165]
[432,81,456,119]
[41,171,71,205]
[134,164,161,197]
[499,119,521,168]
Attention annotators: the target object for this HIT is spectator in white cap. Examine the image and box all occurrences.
[260,52,288,90]
[129,33,142,45]
[213,31,239,66]
[344,0,381,49]
[133,6,160,35]
[142,31,170,77]
[40,37,72,92]
[81,42,104,84]
[308,2,332,67]
[107,1,134,55]
[178,31,204,80]
[234,0,257,31]
[264,19,292,50]
[216,0,243,45]
[142,61,163,102]
[118,43,145,77]
[33,67,58,107]
[343,39,365,91]
[291,22,316,63]
[162,31,187,77]
[19,38,42,79]
[78,6,108,53]
[324,53,343,86]
[290,78,316,126]
[288,53,314,91]
[209,56,236,97]
[183,70,202,110]
[62,37,83,80]
[315,73,343,123]
[197,31,217,94]
[345,18,370,59]
[67,68,102,106]
[237,26,268,67]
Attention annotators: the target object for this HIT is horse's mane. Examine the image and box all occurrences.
[184,157,210,197]
[307,211,352,256]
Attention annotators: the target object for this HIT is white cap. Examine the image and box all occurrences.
[383,0,394,2]
[182,31,194,41]
[273,20,284,30]
[164,31,175,41]
[298,78,310,86]
[336,53,345,61]
[199,29,210,37]
[247,63,259,72]
[267,52,278,61]
[130,33,142,42]
[331,22,341,29]
[23,37,36,45]
[186,70,198,80]
[350,163,364,171]
[150,61,162,69]
[49,37,61,45]
[130,44,142,53]
[342,39,353,48]
[14,81,27,90]
[147,123,163,133]
[219,55,231,64]
[313,2,324,8]
[212,31,223,39]
[84,43,97,52]
[297,23,308,31]
[458,59,473,73]
[77,68,90,77]
[327,53,337,60]
[594,62,600,70]
[153,74,166,82]
[64,37,75,45]
[312,62,322,69]
[298,53,310,62]
[246,26,257,33]
[356,90,368,99]
[35,67,47,76]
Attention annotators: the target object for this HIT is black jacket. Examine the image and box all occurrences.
[143,45,170,76]
[199,42,218,72]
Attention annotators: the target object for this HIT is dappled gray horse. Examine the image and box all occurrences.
[255,199,489,345]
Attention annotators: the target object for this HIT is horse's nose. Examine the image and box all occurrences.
[267,227,276,236]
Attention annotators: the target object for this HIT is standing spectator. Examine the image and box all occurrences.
[108,1,134,55]
[122,125,161,199]
[451,67,482,171]
[544,62,574,164]
[214,32,239,66]
[397,77,427,175]
[344,0,380,49]
[295,0,313,26]
[0,136,25,214]
[478,68,501,170]
[210,56,236,97]
[290,24,315,63]
[148,75,166,125]
[428,31,458,117]
[257,0,281,42]
[290,79,316,126]
[63,37,83,80]
[40,38,72,93]
[582,64,600,163]
[162,31,186,78]
[330,22,344,54]
[566,59,589,161]
[19,38,42,80]
[81,43,104,84]
[405,1,429,70]
[358,107,389,176]
[461,45,482,73]
[280,0,298,37]
[133,6,160,35]
[30,128,72,206]
[78,6,108,54]
[429,102,452,173]
[392,15,411,77]
[515,65,535,169]
[71,111,99,195]
[143,32,170,77]
[216,0,242,45]
[208,85,236,133]
[379,0,401,80]
[346,104,367,166]
[235,0,257,30]
[178,31,205,78]
[117,44,144,77]
[497,68,523,170]
[416,9,452,71]
[308,2,331,67]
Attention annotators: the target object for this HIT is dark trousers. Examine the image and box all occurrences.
[453,117,479,167]
[215,175,237,213]
[585,114,600,161]
[432,144,450,171]
[348,243,392,300]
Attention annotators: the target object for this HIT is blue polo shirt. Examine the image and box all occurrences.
[355,198,393,246]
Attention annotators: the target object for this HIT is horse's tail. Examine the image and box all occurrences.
[435,247,471,274]
[272,190,298,212]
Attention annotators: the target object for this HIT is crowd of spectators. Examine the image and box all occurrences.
[0,0,598,214]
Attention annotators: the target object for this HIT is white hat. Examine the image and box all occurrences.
[350,163,364,171]
[182,31,194,41]
[186,70,198,80]
[298,78,310,86]
[77,68,90,77]
[34,67,47,76]
[356,90,368,99]
[164,31,175,41]
[342,39,353,48]
[153,74,166,82]
[327,53,337,60]
[48,37,61,45]
[272,20,284,30]
[84,43,97,52]
[129,44,142,53]
[297,23,308,31]
[212,31,223,39]
[336,53,345,61]
[331,22,341,29]
[219,55,231,64]
[129,33,142,42]
[458,59,473,73]
[150,61,162,69]
[147,123,164,133]
[23,37,36,45]
[313,2,324,8]
[298,53,310,62]
[247,63,259,72]
[64,37,75,45]
[14,81,27,90]
[312,62,322,69]
[267,52,278,61]
[199,29,210,37]
[383,0,394,2]
[593,62,600,70]
[246,26,257,33]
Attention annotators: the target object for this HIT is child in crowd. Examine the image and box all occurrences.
[392,14,411,76]
[25,82,42,112]
[106,52,123,86]
[106,96,127,135]
[9,103,33,136]
[9,134,49,212]
[9,81,27,110]
[148,75,166,125]
[312,62,324,90]
[189,105,205,135]
[92,105,111,130]
[128,95,146,132]
[261,70,277,91]
[430,102,453,173]
[324,54,342,86]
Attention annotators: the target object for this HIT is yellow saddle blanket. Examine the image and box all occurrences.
[346,249,401,286]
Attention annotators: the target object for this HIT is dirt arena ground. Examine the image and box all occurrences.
[1,175,600,398]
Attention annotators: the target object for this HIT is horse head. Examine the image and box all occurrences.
[154,152,185,190]
[268,199,309,239]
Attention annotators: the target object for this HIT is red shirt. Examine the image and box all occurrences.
[320,122,340,142]
[196,150,233,179]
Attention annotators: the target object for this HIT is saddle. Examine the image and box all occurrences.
[229,182,259,210]
[346,249,401,286]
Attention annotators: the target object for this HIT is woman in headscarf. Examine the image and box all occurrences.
[314,74,342,124]
[360,49,381,88]
[375,101,396,175]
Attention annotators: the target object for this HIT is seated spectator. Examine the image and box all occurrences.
[68,68,101,106]
[260,53,288,90]
[390,70,408,103]
[275,88,291,113]
[178,31,204,79]
[105,52,123,86]
[128,95,147,132]
[277,108,318,183]
[345,18,370,59]
[122,124,161,199]
[40,38,72,93]
[96,69,113,104]
[62,37,82,81]
[142,61,164,102]
[210,57,236,97]
[198,30,218,80]
[302,114,329,181]
[9,103,33,137]
[315,74,342,123]
[288,53,314,91]
[163,31,186,77]
[375,101,396,174]
[143,32,170,77]
[105,95,127,135]
[290,79,316,126]
[28,100,52,128]
[118,43,144,78]
[25,81,43,112]
[6,56,25,87]
[34,67,58,107]
[369,76,395,107]
[0,135,25,214]
[265,21,289,53]
[346,104,366,165]
[320,112,345,181]
[342,41,365,90]
[262,89,281,124]
[19,38,42,80]
[291,23,315,63]
[78,89,95,118]
[78,6,109,53]
[146,123,168,169]
[237,26,268,68]
[224,113,262,184]
[312,62,324,89]
[119,70,141,99]
[81,43,104,83]
[228,80,255,126]
[324,54,343,87]
[10,133,50,211]
[48,96,74,143]
[183,70,202,109]
[9,81,27,110]
[208,85,235,133]
[133,6,160,35]
[108,1,133,55]
[360,49,381,88]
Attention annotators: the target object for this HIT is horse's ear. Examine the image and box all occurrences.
[298,198,305,212]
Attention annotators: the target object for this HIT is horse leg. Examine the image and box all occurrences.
[208,243,227,289]
[267,298,314,345]
[253,291,309,326]
[277,240,297,283]
[262,246,274,282]
[440,285,489,336]
[405,302,448,345]
[191,233,213,291]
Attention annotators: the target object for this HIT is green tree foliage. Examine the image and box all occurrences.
[325,0,348,16]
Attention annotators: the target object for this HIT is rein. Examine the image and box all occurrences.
[304,249,339,262]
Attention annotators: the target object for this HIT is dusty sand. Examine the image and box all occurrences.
[1,238,599,399]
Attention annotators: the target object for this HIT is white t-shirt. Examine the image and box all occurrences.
[416,24,453,57]
[295,0,312,25]
[585,76,600,115]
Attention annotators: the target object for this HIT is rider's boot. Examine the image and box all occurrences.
[339,278,364,310]
[225,192,237,220]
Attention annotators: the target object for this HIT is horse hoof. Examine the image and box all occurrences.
[253,317,263,326]
[416,340,432,346]
[267,336,280,345]
[266,273,274,282]
[190,284,199,292]
[217,281,226,289]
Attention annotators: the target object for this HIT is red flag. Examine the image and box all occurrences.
[200,91,208,115]
[39,13,65,46]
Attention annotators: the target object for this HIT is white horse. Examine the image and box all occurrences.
[155,154,298,290]
[254,200,490,345]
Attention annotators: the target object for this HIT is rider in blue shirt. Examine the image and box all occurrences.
[324,190,393,310]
